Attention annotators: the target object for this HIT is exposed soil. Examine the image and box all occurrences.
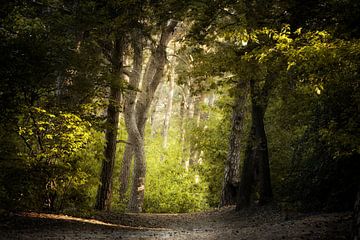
[0,206,352,240]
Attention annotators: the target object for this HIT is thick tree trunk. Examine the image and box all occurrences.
[221,83,247,206]
[236,79,273,210]
[95,36,124,211]
[255,104,272,205]
[236,125,256,210]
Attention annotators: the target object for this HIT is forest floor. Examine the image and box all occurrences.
[0,205,352,240]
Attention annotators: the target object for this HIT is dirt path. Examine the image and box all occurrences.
[0,206,352,239]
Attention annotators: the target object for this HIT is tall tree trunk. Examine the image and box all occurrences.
[236,78,273,210]
[162,67,175,150]
[95,36,124,211]
[180,82,190,169]
[221,82,247,206]
[255,104,272,205]
[189,94,204,166]
[126,20,177,212]
[119,30,143,202]
[149,82,163,137]
[125,115,145,212]
[236,125,256,209]
[118,140,133,201]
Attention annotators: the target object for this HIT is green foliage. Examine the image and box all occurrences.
[0,107,102,211]
[186,17,360,212]
[186,105,230,207]
[0,0,107,212]
[144,124,210,213]
[262,32,360,211]
[1,0,359,215]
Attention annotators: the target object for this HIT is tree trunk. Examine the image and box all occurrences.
[126,20,177,212]
[221,82,247,206]
[236,79,273,210]
[119,139,133,201]
[95,36,124,211]
[236,125,256,210]
[149,82,163,136]
[255,103,272,205]
[119,30,143,202]
[189,94,204,166]
[162,67,175,150]
[180,83,190,169]
[127,136,146,212]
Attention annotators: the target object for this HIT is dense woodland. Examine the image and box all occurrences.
[1,0,359,235]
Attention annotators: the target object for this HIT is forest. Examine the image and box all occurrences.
[0,0,359,239]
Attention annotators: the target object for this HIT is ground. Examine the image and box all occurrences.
[0,206,352,240]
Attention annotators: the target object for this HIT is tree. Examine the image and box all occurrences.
[0,0,104,211]
[95,35,125,211]
[221,81,247,206]
[162,56,177,151]
[118,20,178,212]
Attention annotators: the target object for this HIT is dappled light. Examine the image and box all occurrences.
[0,0,359,239]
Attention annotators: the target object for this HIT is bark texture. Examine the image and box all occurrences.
[180,82,191,169]
[95,36,124,211]
[236,76,273,210]
[189,94,204,166]
[221,82,247,206]
[123,20,177,212]
[119,30,143,202]
[162,66,175,150]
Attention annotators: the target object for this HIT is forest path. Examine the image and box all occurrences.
[0,206,352,240]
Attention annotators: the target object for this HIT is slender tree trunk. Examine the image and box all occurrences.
[162,69,175,150]
[180,83,190,169]
[221,82,247,206]
[119,30,143,202]
[95,36,124,211]
[126,20,177,212]
[189,94,204,166]
[124,114,145,212]
[150,81,163,136]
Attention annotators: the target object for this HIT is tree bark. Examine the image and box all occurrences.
[236,77,273,210]
[221,82,247,206]
[189,94,205,166]
[95,36,124,211]
[180,82,191,169]
[252,101,272,205]
[149,82,163,136]
[119,30,143,202]
[162,67,175,150]
[118,139,133,201]
[125,20,177,212]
